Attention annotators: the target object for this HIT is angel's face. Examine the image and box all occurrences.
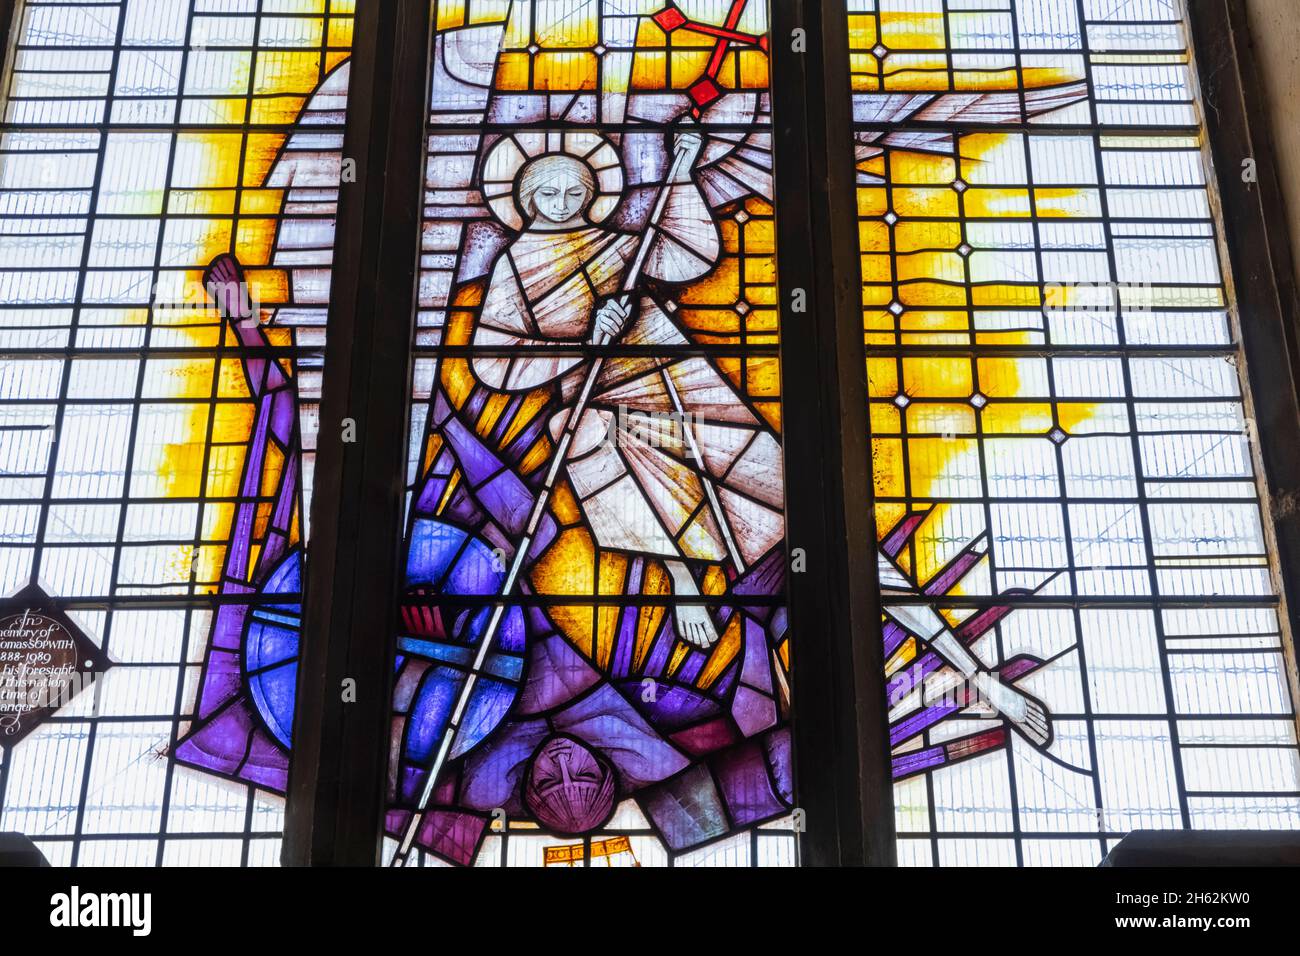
[532,166,591,225]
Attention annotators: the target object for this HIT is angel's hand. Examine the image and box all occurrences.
[591,296,632,345]
[205,253,258,327]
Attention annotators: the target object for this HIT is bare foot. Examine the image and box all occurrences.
[665,560,720,649]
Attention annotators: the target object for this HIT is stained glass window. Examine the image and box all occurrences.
[0,0,353,865]
[383,0,795,867]
[3,0,1298,873]
[846,0,1300,865]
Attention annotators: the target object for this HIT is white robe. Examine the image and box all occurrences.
[470,183,784,569]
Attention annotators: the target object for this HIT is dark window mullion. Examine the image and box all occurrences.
[283,0,431,867]
[771,0,896,866]
[1188,0,1300,737]
[0,1,15,91]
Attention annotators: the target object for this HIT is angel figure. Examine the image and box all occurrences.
[469,131,785,650]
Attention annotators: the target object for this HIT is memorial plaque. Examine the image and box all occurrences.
[0,585,111,748]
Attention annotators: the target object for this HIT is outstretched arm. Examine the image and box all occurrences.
[878,550,1052,747]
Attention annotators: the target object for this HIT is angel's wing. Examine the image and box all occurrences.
[692,93,774,211]
[853,81,1091,180]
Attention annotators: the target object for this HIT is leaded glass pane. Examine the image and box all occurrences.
[843,0,1300,865]
[383,0,794,868]
[0,0,354,866]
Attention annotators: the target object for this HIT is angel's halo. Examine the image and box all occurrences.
[481,131,624,231]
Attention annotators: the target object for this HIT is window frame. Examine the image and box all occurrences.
[1188,0,1300,717]
[1,0,1294,867]
[0,3,12,81]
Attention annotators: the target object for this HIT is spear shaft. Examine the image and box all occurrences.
[392,137,700,865]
